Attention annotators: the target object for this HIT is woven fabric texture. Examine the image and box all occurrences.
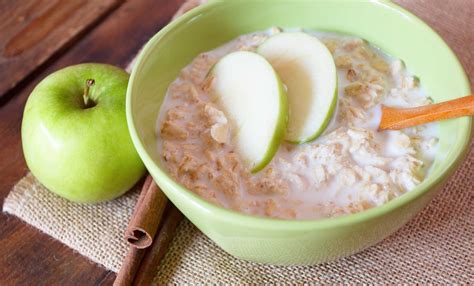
[3,145,473,283]
[3,173,140,272]
[2,0,473,283]
[153,145,473,284]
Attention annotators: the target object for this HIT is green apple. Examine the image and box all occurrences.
[209,51,288,173]
[21,63,145,203]
[258,32,338,144]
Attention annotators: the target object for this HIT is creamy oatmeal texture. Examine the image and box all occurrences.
[157,28,438,220]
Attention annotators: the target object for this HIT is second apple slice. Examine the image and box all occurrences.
[209,51,288,173]
[258,32,338,144]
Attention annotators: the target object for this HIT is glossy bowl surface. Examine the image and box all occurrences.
[127,0,471,264]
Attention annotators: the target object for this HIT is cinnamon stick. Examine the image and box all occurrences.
[133,205,184,286]
[114,247,146,286]
[379,94,474,130]
[114,174,169,286]
[125,175,168,249]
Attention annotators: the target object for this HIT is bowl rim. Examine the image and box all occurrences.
[127,0,472,230]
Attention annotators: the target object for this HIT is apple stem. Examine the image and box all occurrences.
[83,79,95,108]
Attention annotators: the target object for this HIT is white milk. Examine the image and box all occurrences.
[156,29,439,220]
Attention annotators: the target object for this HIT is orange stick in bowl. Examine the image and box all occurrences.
[379,94,474,130]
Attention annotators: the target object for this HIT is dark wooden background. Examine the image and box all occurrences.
[0,0,472,285]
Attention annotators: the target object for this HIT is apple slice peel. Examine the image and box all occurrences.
[209,51,288,173]
[258,32,338,144]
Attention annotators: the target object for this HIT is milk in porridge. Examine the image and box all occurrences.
[156,28,438,219]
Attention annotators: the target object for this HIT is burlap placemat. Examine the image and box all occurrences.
[3,1,474,283]
[3,143,473,283]
[153,144,473,284]
[3,173,140,272]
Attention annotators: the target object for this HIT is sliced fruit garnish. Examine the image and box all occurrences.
[209,51,288,172]
[258,32,338,143]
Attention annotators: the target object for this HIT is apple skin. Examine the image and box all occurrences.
[21,63,145,203]
[258,32,338,144]
[251,75,288,173]
[209,51,288,173]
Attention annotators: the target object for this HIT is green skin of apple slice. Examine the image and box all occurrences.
[251,77,288,173]
[209,51,288,173]
[289,77,338,145]
[257,32,338,144]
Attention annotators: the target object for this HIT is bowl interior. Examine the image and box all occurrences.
[127,0,471,226]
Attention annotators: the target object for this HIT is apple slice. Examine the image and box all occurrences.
[209,51,288,173]
[258,32,338,143]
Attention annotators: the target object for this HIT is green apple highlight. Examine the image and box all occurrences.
[209,51,288,173]
[258,32,338,144]
[22,63,145,203]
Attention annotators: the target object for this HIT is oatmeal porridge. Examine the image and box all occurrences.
[156,28,438,220]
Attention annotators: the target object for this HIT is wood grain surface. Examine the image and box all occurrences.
[0,0,472,285]
[0,0,122,103]
[0,0,184,285]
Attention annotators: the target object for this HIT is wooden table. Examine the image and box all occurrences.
[0,1,472,285]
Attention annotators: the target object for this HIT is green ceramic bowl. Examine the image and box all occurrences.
[127,0,471,264]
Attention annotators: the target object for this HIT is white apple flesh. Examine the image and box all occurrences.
[258,32,338,143]
[210,51,288,173]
